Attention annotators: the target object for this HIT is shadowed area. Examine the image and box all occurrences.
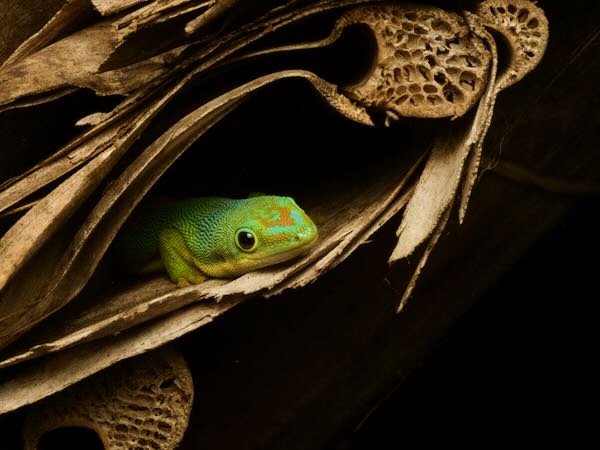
[37,427,104,450]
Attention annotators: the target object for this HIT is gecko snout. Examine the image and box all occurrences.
[294,225,318,245]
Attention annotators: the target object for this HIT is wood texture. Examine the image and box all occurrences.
[0,0,598,448]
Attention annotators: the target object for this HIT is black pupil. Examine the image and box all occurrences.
[238,231,255,250]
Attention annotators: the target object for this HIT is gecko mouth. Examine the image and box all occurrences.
[245,229,319,269]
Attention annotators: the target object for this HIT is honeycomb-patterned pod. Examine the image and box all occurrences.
[23,347,194,450]
[476,0,549,90]
[340,3,492,120]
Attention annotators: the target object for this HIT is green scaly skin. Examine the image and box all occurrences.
[114,196,318,287]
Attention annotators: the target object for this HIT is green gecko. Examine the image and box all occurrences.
[114,195,318,286]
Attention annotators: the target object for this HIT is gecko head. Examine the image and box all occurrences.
[216,196,318,277]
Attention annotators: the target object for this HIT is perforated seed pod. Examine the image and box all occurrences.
[476,0,549,90]
[22,347,193,450]
[339,3,492,122]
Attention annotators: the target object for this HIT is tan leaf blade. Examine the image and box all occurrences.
[0,22,121,108]
[92,0,162,16]
[0,298,233,415]
[397,202,452,313]
[458,13,499,222]
[389,124,469,263]
[1,0,95,68]
[0,0,553,421]
[0,88,242,350]
[0,121,122,215]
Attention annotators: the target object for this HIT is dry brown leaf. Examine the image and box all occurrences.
[1,0,95,67]
[0,112,425,369]
[92,0,158,16]
[397,200,452,312]
[0,89,178,346]
[0,309,211,415]
[389,1,548,312]
[0,1,383,352]
[388,11,502,265]
[460,1,549,219]
[0,22,187,111]
[185,0,239,35]
[458,15,499,222]
[0,0,66,64]
[389,125,469,262]
[0,66,389,351]
[0,22,122,106]
[0,0,551,417]
[0,93,238,349]
[230,2,494,125]
[115,0,216,35]
[0,87,163,216]
[0,121,122,215]
[0,0,374,201]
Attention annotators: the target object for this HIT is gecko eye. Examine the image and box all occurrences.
[236,228,257,252]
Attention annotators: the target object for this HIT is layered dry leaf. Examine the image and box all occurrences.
[0,300,227,415]
[0,1,374,349]
[0,0,549,416]
[0,68,375,352]
[0,0,389,352]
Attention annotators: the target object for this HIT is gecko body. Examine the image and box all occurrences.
[115,196,318,286]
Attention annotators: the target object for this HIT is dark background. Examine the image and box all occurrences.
[337,196,598,449]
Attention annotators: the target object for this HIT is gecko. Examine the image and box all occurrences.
[114,195,318,286]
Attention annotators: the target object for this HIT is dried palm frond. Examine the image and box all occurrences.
[0,0,548,422]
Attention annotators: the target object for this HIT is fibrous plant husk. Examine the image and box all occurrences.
[22,345,193,450]
[341,3,492,121]
[0,0,547,428]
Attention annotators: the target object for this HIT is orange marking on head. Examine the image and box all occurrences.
[255,206,296,228]
[266,232,291,243]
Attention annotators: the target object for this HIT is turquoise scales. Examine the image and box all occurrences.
[114,196,318,286]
